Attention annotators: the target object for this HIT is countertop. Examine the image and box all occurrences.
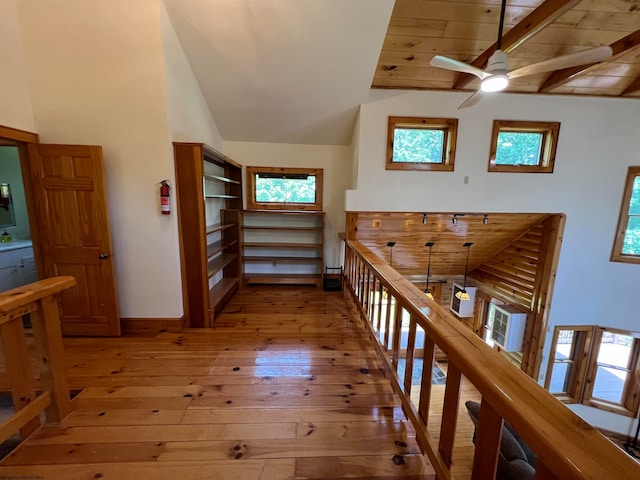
[0,240,33,252]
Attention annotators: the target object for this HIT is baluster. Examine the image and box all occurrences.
[375,281,384,335]
[368,277,377,320]
[439,363,462,468]
[31,295,72,423]
[0,318,40,438]
[363,268,371,318]
[383,287,392,350]
[403,319,417,394]
[470,398,503,480]
[391,301,402,369]
[418,336,436,425]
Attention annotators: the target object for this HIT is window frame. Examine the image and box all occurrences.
[246,166,323,211]
[545,325,640,417]
[544,326,594,404]
[583,327,640,417]
[611,166,640,264]
[386,116,458,172]
[488,120,560,173]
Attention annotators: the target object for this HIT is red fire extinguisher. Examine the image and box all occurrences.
[160,180,171,215]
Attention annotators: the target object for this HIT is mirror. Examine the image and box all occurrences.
[0,183,16,227]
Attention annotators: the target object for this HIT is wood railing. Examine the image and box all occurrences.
[344,240,639,480]
[0,276,75,444]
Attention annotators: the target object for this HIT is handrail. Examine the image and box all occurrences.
[345,240,639,480]
[0,276,75,444]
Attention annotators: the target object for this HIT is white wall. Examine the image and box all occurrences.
[348,89,640,435]
[160,2,223,149]
[15,0,184,319]
[223,141,352,268]
[0,0,35,131]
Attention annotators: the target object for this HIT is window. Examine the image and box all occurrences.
[544,326,593,403]
[584,328,640,417]
[386,116,458,171]
[611,166,640,264]
[246,166,323,211]
[488,120,560,173]
[545,325,640,417]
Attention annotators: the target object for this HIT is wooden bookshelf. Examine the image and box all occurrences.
[173,143,242,327]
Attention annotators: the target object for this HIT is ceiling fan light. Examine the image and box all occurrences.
[481,74,509,92]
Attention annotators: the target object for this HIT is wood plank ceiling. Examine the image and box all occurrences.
[374,0,640,98]
[354,212,548,276]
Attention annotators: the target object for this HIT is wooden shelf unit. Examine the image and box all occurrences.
[240,210,325,286]
[173,142,242,328]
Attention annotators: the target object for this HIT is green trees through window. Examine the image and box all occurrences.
[495,132,543,166]
[255,175,316,204]
[392,128,444,164]
[386,117,458,172]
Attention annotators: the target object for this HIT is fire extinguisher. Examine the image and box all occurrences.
[160,180,171,215]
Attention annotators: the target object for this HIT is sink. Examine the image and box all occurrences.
[0,240,33,252]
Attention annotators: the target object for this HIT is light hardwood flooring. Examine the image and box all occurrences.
[0,286,436,479]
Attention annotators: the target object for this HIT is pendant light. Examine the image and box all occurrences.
[386,241,396,267]
[424,242,435,299]
[455,242,473,301]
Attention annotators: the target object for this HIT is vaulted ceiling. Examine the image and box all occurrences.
[166,0,640,145]
[375,0,640,98]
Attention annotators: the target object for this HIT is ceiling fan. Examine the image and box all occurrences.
[430,0,613,109]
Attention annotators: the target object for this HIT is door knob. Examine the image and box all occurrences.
[99,252,110,259]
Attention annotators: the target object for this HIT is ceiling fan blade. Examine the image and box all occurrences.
[458,90,485,109]
[508,46,613,79]
[430,55,488,80]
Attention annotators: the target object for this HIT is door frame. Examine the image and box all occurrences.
[0,125,45,282]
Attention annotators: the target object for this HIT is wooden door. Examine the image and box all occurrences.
[27,144,120,336]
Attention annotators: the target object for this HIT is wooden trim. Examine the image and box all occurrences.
[488,120,560,174]
[0,125,39,144]
[544,325,594,403]
[453,0,582,90]
[120,317,184,336]
[611,166,640,264]
[522,214,565,378]
[246,166,323,211]
[386,116,457,172]
[541,29,640,93]
[622,76,640,96]
[583,327,640,417]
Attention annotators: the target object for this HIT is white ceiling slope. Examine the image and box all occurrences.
[164,0,395,146]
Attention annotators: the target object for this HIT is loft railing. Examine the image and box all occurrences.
[344,240,639,480]
[0,276,75,444]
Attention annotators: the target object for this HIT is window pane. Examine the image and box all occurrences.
[549,362,572,394]
[629,176,640,215]
[592,366,627,403]
[555,330,574,360]
[597,333,633,368]
[393,128,444,164]
[495,132,543,166]
[255,175,316,204]
[622,216,640,255]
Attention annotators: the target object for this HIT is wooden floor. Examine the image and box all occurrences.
[0,286,435,479]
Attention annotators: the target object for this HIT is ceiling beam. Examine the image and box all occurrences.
[540,29,640,92]
[621,75,640,96]
[453,0,582,90]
